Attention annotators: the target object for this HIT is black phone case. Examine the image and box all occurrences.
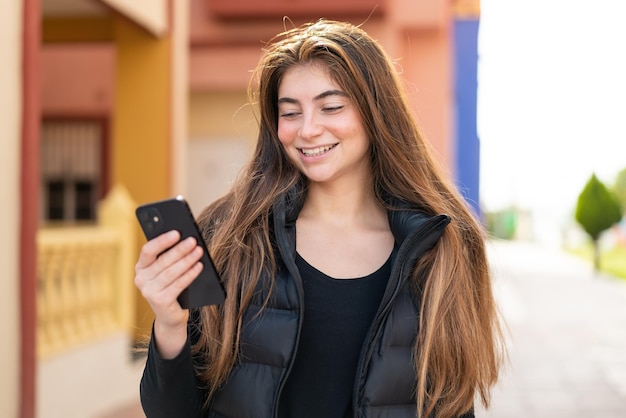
[135,196,226,309]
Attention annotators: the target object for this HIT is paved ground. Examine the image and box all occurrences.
[104,240,626,418]
[476,240,626,417]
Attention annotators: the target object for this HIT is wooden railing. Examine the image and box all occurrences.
[36,185,137,358]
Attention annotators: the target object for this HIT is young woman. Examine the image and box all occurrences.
[135,19,504,418]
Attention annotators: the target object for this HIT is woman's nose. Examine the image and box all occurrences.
[298,112,323,140]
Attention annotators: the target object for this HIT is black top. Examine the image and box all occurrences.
[278,251,393,418]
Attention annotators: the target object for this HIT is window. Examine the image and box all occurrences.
[46,181,65,221]
[75,181,95,220]
[40,120,104,223]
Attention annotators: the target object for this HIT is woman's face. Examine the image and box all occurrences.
[277,62,371,187]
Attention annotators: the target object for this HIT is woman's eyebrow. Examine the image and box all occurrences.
[277,89,347,104]
[313,89,347,101]
[277,97,298,104]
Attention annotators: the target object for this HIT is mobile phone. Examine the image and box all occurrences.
[135,196,226,309]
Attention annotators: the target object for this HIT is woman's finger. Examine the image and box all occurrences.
[153,236,200,272]
[136,244,203,302]
[148,260,204,309]
[136,230,181,269]
[154,244,204,291]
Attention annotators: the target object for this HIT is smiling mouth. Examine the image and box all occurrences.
[299,144,338,157]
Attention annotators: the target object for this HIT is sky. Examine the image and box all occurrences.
[477,0,626,242]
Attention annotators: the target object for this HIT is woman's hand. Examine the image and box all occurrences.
[134,230,204,358]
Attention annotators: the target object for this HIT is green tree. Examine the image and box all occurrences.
[612,168,626,215]
[575,173,622,271]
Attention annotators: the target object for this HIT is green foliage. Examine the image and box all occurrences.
[485,208,517,240]
[612,167,626,215]
[575,173,622,241]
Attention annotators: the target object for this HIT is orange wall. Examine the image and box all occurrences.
[401,29,453,170]
[112,15,171,202]
[112,15,173,336]
[42,16,113,42]
[41,44,114,116]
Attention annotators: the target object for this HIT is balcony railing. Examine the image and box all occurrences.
[36,185,137,359]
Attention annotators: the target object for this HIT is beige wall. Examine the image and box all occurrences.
[188,91,257,140]
[0,1,22,416]
[186,91,256,214]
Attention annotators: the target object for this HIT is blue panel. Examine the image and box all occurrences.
[454,19,481,218]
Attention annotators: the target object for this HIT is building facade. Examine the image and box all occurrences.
[1,0,480,416]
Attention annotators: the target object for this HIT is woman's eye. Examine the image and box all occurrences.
[323,105,344,113]
[279,110,300,118]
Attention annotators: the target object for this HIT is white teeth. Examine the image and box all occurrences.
[300,144,336,157]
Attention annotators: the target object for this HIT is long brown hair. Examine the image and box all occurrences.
[195,19,504,417]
